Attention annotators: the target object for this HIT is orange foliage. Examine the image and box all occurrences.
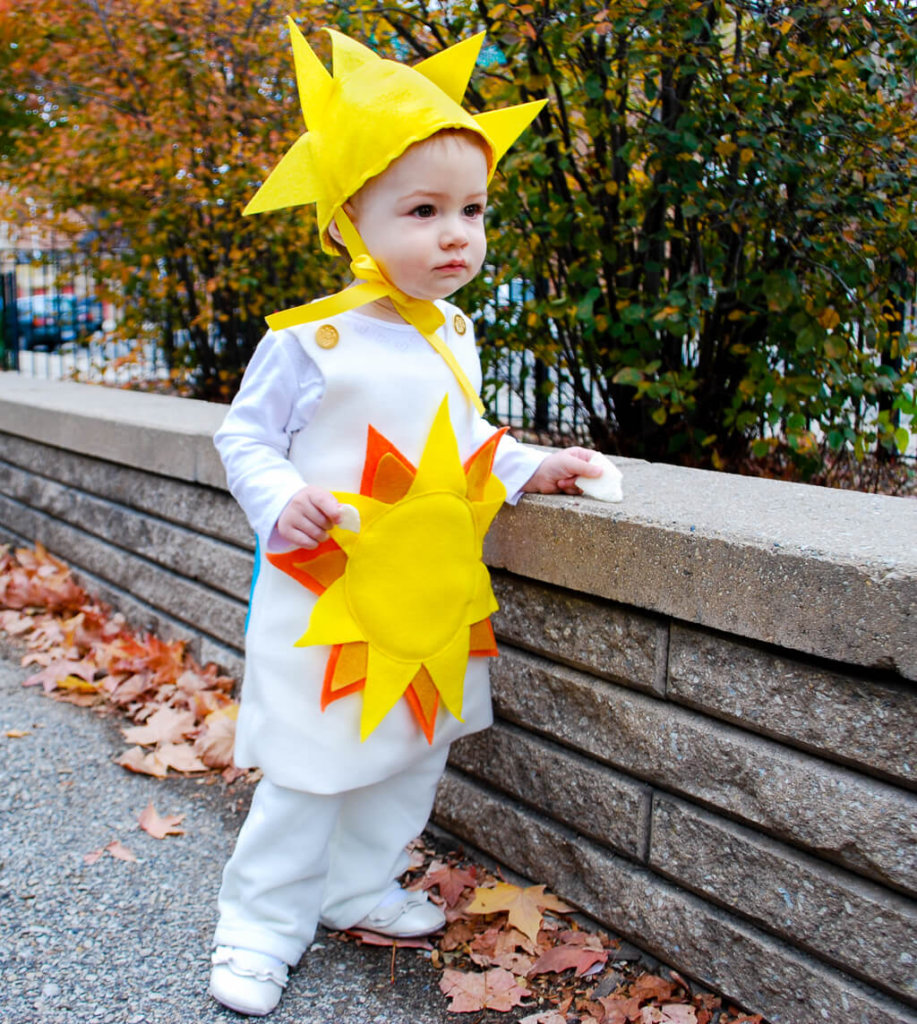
[4,0,346,397]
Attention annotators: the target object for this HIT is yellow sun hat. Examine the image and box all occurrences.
[244,19,547,255]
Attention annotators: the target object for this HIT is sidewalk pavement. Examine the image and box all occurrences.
[0,647,490,1024]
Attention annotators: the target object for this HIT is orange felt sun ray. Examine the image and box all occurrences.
[321,642,368,710]
[372,452,416,504]
[267,539,346,596]
[469,618,499,657]
[404,666,440,744]
[464,427,509,502]
[360,425,416,499]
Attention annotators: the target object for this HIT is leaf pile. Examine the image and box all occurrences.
[335,840,767,1024]
[0,543,241,779]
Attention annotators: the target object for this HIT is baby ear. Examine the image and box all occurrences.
[329,202,358,246]
[327,217,345,247]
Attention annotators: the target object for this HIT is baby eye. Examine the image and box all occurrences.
[463,203,484,218]
[412,204,435,218]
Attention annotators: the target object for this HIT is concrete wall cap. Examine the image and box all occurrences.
[0,375,226,488]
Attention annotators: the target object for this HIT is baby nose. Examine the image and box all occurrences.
[440,216,469,247]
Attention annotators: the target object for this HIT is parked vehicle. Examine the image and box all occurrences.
[15,294,103,350]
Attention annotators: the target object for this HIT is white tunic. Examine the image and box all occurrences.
[215,302,544,793]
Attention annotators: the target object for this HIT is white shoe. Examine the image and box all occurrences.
[352,887,446,938]
[209,946,288,1016]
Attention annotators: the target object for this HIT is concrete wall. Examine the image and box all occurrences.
[1,374,914,1024]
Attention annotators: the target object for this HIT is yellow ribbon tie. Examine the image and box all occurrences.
[265,213,484,415]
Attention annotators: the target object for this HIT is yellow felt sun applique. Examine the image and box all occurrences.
[267,397,507,743]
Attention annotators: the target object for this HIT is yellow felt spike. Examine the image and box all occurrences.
[474,99,548,169]
[360,647,418,740]
[415,32,484,104]
[327,27,379,78]
[299,578,364,647]
[289,18,332,128]
[467,562,500,623]
[423,629,470,722]
[409,396,466,496]
[243,134,319,216]
[332,641,368,690]
[472,495,505,537]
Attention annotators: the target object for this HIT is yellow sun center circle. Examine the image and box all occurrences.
[344,492,477,662]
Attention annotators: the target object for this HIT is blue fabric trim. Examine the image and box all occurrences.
[245,535,261,635]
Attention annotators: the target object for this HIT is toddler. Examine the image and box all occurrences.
[210,19,601,1016]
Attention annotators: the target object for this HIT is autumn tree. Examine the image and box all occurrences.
[2,0,347,398]
[335,0,917,477]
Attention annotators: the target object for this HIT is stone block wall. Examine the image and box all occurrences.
[1,375,914,1024]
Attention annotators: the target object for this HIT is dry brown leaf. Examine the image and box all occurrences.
[420,862,478,907]
[598,993,643,1023]
[641,1005,697,1024]
[518,1012,569,1024]
[138,801,185,839]
[85,839,138,864]
[632,974,677,1003]
[346,928,434,950]
[194,704,238,768]
[107,839,138,862]
[155,742,209,773]
[115,745,169,778]
[23,658,96,693]
[439,967,532,1013]
[528,942,609,977]
[122,706,197,746]
[466,882,572,944]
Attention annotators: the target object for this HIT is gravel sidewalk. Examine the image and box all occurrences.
[0,649,478,1024]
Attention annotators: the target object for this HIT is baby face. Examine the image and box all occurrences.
[346,131,488,304]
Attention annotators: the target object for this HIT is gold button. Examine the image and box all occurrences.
[315,324,339,349]
[453,314,467,335]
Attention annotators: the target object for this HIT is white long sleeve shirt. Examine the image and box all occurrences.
[214,310,545,550]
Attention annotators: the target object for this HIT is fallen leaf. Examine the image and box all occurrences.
[641,1005,697,1023]
[5,729,30,738]
[194,703,238,768]
[439,967,532,1013]
[155,742,208,773]
[23,658,96,692]
[528,942,608,977]
[598,993,644,1023]
[421,862,478,907]
[85,840,138,864]
[115,746,169,778]
[138,801,185,839]
[122,706,196,746]
[632,974,677,1003]
[346,928,434,950]
[107,839,138,862]
[518,1013,568,1024]
[466,882,572,944]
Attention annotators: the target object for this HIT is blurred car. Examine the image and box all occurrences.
[15,294,103,350]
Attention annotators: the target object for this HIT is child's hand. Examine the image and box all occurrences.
[522,447,603,495]
[276,485,342,549]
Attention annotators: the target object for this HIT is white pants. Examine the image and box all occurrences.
[213,744,449,965]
